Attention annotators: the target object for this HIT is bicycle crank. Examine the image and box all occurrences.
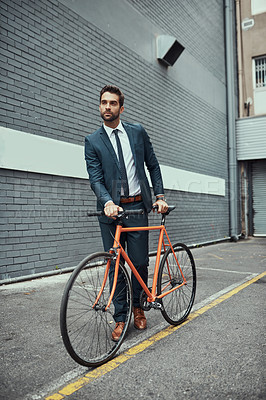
[139,289,152,311]
[140,290,164,311]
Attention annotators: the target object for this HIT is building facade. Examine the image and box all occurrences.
[235,0,266,237]
[0,0,236,281]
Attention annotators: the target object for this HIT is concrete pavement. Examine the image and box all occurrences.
[0,236,265,400]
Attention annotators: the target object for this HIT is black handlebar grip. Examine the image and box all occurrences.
[87,211,104,217]
[87,209,144,217]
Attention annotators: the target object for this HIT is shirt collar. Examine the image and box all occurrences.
[103,122,124,139]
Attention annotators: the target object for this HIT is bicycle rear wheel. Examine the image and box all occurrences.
[157,243,196,325]
[60,252,132,367]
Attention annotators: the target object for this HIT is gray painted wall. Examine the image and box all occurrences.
[0,0,230,281]
[236,116,266,160]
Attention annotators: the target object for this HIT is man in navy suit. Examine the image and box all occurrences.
[85,85,168,341]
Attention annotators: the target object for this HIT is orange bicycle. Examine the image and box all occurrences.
[60,206,196,367]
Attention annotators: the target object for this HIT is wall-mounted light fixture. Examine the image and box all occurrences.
[156,35,185,67]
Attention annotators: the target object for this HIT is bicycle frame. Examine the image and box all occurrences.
[93,222,187,311]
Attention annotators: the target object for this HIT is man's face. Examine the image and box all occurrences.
[99,92,124,126]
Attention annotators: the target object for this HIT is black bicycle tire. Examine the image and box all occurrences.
[157,243,196,325]
[60,252,132,367]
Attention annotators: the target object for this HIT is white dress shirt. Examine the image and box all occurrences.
[103,122,141,198]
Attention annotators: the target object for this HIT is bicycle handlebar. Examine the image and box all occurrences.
[87,205,175,218]
[87,209,144,217]
[152,205,175,215]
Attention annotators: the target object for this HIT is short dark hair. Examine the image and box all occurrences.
[100,85,124,107]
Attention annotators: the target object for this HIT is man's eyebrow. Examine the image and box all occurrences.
[101,99,118,104]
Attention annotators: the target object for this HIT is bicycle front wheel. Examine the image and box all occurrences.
[157,243,196,325]
[60,252,132,367]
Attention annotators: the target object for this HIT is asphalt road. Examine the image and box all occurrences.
[0,237,265,400]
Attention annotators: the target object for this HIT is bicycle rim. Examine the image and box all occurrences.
[157,243,196,325]
[60,252,132,367]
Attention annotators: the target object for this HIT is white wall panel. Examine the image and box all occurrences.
[0,126,225,197]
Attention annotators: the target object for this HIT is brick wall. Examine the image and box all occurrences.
[0,0,230,281]
[127,0,226,84]
[0,168,102,280]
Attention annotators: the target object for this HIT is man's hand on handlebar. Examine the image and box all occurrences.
[153,199,168,214]
[104,201,123,219]
[104,198,168,218]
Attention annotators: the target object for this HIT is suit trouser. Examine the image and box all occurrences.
[99,201,149,322]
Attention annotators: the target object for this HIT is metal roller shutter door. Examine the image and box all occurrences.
[252,160,266,236]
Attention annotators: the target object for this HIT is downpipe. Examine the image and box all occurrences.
[225,0,239,242]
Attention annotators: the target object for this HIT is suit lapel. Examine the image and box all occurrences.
[99,126,119,167]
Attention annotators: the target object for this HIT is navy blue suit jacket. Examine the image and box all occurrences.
[85,122,164,222]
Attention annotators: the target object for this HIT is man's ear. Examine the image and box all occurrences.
[120,106,124,115]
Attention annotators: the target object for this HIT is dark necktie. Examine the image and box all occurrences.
[113,129,129,197]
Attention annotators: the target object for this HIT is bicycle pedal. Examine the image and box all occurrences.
[150,301,163,310]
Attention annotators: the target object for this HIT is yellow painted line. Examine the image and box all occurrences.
[45,271,266,400]
[208,253,224,260]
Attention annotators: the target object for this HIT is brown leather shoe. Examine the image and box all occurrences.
[111,322,125,342]
[133,307,147,330]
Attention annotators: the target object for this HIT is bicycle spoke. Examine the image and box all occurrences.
[60,252,132,367]
[158,243,196,325]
